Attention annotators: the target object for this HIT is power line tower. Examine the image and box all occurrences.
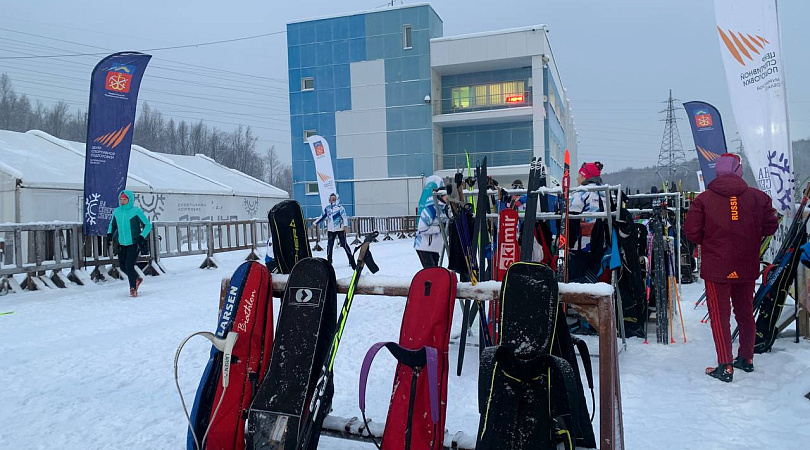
[656,90,689,186]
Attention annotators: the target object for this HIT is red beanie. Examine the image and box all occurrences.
[578,162,602,179]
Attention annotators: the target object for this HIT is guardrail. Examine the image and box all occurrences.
[0,216,418,295]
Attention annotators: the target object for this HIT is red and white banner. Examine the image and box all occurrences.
[714,0,794,213]
[495,209,519,281]
[307,135,336,211]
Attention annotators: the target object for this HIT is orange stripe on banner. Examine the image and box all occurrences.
[107,128,125,148]
[756,35,770,45]
[111,123,132,148]
[101,132,116,146]
[747,33,764,49]
[96,132,111,144]
[718,27,745,65]
[738,33,759,54]
[729,30,753,61]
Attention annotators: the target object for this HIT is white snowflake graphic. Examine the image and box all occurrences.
[85,193,101,225]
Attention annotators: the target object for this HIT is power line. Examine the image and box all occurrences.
[0,28,288,60]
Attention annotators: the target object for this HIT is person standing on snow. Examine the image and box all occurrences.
[570,161,606,251]
[414,176,447,269]
[684,153,777,382]
[107,190,152,298]
[311,193,356,269]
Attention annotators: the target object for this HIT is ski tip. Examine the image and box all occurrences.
[564,149,570,164]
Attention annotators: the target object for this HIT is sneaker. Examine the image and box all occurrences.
[130,288,138,298]
[705,364,733,383]
[732,357,754,373]
[136,277,143,291]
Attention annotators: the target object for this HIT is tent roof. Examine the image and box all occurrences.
[167,154,288,198]
[0,130,287,198]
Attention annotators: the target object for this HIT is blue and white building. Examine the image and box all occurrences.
[287,4,578,217]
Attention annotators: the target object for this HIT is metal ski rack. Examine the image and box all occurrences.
[624,192,683,286]
[465,184,630,351]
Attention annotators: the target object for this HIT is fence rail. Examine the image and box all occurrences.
[0,216,418,295]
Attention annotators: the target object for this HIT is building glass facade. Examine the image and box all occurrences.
[288,5,442,217]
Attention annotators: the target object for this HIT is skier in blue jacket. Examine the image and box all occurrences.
[107,190,152,297]
[310,193,356,269]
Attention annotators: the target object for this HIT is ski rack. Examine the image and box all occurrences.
[624,192,683,285]
[457,184,630,351]
[267,274,625,450]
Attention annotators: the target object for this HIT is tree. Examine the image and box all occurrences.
[263,145,279,185]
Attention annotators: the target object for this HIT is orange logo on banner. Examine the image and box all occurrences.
[93,123,132,149]
[317,171,331,182]
[697,146,722,162]
[717,26,770,66]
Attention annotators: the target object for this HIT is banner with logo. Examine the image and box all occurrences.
[307,135,336,211]
[714,0,794,213]
[83,52,151,235]
[683,101,728,186]
[495,208,519,281]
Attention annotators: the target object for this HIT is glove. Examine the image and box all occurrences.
[135,235,145,246]
[106,233,113,243]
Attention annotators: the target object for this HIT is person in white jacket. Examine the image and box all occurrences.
[310,193,356,269]
[414,176,447,269]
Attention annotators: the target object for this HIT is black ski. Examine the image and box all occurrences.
[651,200,669,345]
[246,258,337,450]
[520,157,540,262]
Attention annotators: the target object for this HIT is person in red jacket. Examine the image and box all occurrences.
[684,153,778,382]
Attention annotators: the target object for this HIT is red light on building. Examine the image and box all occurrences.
[505,95,524,103]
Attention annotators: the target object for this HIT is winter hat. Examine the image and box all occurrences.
[578,161,603,179]
[715,153,742,177]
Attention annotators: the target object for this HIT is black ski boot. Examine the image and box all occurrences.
[705,364,733,383]
[732,356,754,373]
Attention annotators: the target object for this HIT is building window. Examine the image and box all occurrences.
[301,77,314,91]
[303,129,317,142]
[449,81,527,112]
[403,25,413,49]
[305,183,319,195]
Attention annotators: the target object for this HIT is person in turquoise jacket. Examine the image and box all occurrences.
[107,190,152,297]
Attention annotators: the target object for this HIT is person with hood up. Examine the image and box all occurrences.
[414,176,447,269]
[107,190,152,297]
[570,161,606,250]
[311,193,356,269]
[684,153,778,382]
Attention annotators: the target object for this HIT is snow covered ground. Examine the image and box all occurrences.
[1,238,809,449]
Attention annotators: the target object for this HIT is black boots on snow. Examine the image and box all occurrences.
[732,357,754,373]
[705,364,734,383]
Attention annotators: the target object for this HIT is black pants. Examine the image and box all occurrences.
[118,244,140,288]
[416,250,440,269]
[327,231,356,268]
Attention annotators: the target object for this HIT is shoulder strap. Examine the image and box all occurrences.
[571,336,595,421]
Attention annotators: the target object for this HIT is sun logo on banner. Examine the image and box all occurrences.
[717,26,770,66]
[94,123,132,149]
[85,193,101,225]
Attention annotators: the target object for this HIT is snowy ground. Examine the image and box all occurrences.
[1,238,809,449]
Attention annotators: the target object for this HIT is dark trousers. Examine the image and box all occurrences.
[416,250,440,269]
[118,244,140,288]
[327,231,355,268]
[705,280,756,364]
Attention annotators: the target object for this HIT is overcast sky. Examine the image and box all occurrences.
[2,0,808,172]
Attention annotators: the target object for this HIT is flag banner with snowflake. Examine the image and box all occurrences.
[83,52,151,235]
[714,0,795,214]
[683,101,728,187]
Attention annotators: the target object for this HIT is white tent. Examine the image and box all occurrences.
[0,130,287,224]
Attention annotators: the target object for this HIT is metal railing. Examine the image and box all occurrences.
[0,216,418,295]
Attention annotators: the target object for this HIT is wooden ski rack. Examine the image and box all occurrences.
[263,274,625,450]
